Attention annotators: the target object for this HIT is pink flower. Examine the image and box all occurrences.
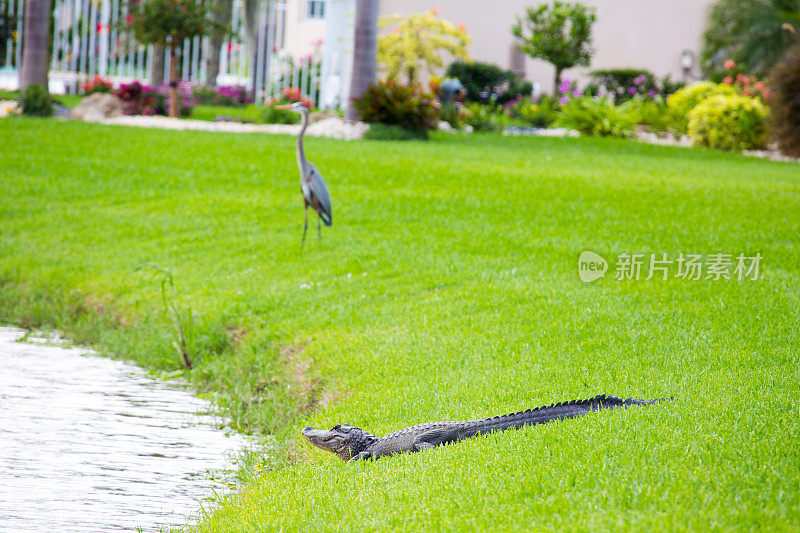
[457,23,466,31]
[724,60,736,70]
[429,7,440,15]
[723,76,733,85]
[559,96,570,105]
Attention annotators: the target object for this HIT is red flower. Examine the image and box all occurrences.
[723,76,733,85]
[724,59,736,70]
[125,14,132,25]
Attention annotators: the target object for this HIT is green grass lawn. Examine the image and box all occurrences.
[1,118,799,531]
[188,104,272,123]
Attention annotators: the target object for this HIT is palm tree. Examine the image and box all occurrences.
[244,0,260,97]
[702,0,800,76]
[345,0,378,122]
[205,0,233,87]
[20,0,52,90]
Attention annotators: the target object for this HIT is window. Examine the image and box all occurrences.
[307,0,325,19]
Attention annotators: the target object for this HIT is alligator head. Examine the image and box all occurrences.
[301,424,377,461]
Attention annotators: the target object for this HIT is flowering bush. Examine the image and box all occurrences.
[588,69,658,102]
[555,77,582,105]
[193,84,253,107]
[276,87,313,108]
[114,81,163,116]
[687,94,768,150]
[667,82,736,132]
[114,81,196,117]
[81,75,113,95]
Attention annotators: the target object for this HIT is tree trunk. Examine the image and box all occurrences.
[150,45,165,86]
[169,44,178,117]
[553,67,563,98]
[345,0,378,122]
[20,0,52,90]
[244,0,259,98]
[206,0,233,87]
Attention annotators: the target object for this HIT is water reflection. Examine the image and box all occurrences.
[0,327,246,531]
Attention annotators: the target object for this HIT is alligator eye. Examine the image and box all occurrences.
[333,424,341,430]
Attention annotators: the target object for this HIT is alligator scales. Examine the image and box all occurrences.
[302,394,667,461]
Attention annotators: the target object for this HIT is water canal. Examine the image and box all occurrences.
[0,327,245,531]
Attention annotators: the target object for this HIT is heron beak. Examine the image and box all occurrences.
[275,104,294,110]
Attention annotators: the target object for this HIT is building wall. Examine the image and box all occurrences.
[285,0,328,59]
[378,0,716,92]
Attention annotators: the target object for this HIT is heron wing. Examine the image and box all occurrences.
[306,161,332,226]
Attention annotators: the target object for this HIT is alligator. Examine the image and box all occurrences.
[301,394,668,462]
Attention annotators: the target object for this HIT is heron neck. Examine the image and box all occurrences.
[297,109,309,173]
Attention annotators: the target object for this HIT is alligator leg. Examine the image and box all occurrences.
[413,428,461,452]
[349,451,373,462]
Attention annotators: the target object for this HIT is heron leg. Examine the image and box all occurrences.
[301,205,309,244]
[317,217,321,242]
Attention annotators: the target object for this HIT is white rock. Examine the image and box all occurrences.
[71,93,123,121]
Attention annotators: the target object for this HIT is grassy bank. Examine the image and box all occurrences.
[1,118,799,530]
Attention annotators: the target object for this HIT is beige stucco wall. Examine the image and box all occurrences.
[378,0,716,92]
[284,0,328,58]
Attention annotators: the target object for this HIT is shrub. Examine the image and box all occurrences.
[667,81,736,132]
[364,123,428,141]
[687,93,768,150]
[193,84,253,107]
[769,46,800,157]
[262,104,299,124]
[19,85,53,117]
[80,75,113,95]
[505,96,558,128]
[445,60,532,104]
[588,68,658,102]
[353,80,438,139]
[461,102,508,132]
[438,102,462,128]
[555,96,636,137]
[625,96,670,133]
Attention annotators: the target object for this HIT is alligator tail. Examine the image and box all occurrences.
[475,394,670,435]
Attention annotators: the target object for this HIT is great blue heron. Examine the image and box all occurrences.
[276,102,332,242]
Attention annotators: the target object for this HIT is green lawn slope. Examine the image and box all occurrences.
[1,118,798,530]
